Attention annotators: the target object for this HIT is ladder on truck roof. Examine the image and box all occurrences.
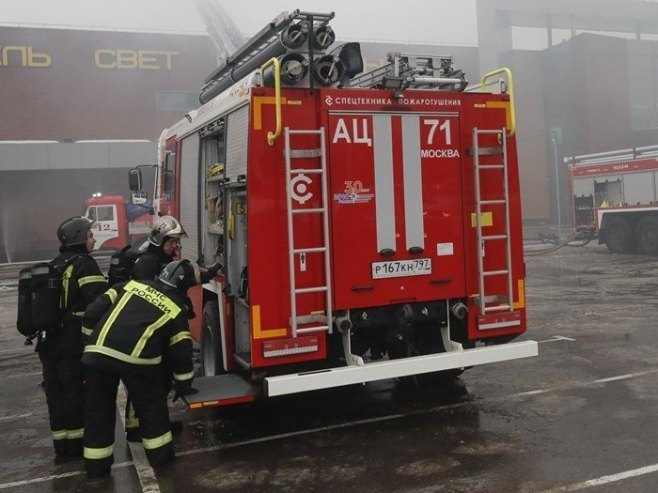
[349,53,467,91]
[201,10,334,98]
[284,127,333,337]
[472,128,516,323]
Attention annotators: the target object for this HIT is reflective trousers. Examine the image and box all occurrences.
[125,363,174,436]
[38,335,85,458]
[83,366,174,476]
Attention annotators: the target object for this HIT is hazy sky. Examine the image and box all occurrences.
[1,0,478,46]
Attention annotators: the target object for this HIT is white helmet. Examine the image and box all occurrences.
[148,215,187,246]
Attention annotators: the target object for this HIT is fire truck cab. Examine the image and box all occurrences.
[134,10,537,408]
[83,194,152,251]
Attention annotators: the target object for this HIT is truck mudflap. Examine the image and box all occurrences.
[264,340,538,397]
[183,374,259,409]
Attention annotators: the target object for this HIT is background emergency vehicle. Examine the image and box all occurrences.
[83,193,153,252]
[567,145,658,254]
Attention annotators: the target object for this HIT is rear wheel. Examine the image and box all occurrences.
[605,217,635,253]
[636,217,658,254]
[201,301,224,377]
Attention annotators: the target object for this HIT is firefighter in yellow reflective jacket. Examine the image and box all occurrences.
[40,217,107,464]
[81,260,200,477]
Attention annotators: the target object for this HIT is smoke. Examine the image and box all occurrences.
[1,203,13,263]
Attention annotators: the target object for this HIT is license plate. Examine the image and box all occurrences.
[371,258,432,279]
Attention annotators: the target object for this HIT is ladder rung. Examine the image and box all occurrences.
[292,208,325,215]
[480,199,506,205]
[483,304,512,313]
[482,235,508,241]
[289,149,322,159]
[478,164,504,170]
[291,168,323,174]
[295,286,328,294]
[293,247,327,254]
[296,325,331,334]
[483,270,509,277]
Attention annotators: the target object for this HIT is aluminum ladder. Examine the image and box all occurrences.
[284,127,333,337]
[472,127,514,316]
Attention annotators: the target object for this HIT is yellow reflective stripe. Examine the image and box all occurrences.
[78,275,107,287]
[106,288,118,304]
[52,430,67,441]
[169,331,192,347]
[142,430,172,450]
[131,314,169,358]
[124,281,181,318]
[85,345,161,365]
[82,326,93,336]
[173,371,194,381]
[61,264,74,309]
[126,402,139,428]
[96,293,133,346]
[67,428,84,439]
[84,445,114,460]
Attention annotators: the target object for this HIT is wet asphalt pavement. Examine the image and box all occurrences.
[3,243,658,492]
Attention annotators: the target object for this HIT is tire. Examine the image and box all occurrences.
[200,301,224,377]
[604,217,635,253]
[636,217,658,255]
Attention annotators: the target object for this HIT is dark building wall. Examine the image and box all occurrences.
[0,27,218,141]
[500,50,551,222]
[627,38,658,147]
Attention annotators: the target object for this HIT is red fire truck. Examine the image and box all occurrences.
[566,145,658,254]
[131,10,537,408]
[83,194,152,251]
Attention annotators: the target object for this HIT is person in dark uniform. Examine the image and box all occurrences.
[39,216,108,464]
[131,215,187,281]
[125,215,220,442]
[81,260,201,477]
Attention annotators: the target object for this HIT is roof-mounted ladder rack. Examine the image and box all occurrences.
[200,9,334,102]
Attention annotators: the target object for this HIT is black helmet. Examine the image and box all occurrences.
[157,260,201,292]
[57,216,93,247]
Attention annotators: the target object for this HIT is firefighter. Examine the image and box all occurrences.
[124,215,220,442]
[39,216,108,464]
[131,215,187,281]
[132,214,221,283]
[81,260,200,477]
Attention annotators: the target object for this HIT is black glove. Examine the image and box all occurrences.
[200,262,223,283]
[172,385,198,403]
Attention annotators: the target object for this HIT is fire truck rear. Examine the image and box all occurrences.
[135,10,537,408]
[567,145,658,254]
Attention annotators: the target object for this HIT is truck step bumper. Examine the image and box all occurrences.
[183,373,259,409]
[264,340,538,397]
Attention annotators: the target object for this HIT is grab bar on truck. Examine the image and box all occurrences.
[260,57,282,146]
[481,67,516,137]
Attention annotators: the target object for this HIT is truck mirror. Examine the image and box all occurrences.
[128,168,143,192]
[131,191,148,205]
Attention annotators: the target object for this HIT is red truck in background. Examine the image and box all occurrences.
[567,145,658,254]
[83,194,152,251]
